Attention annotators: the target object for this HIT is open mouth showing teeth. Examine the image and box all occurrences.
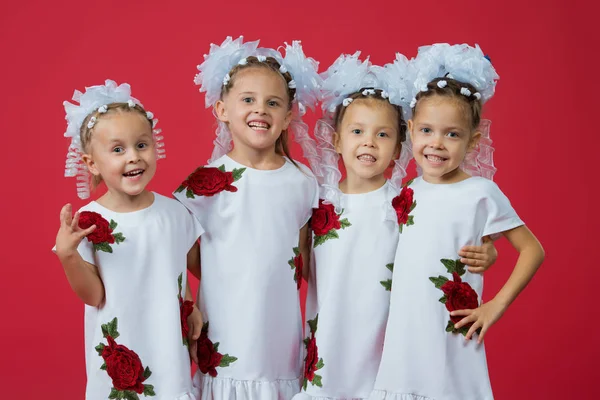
[358,154,376,162]
[248,121,270,130]
[123,169,144,177]
[425,155,447,162]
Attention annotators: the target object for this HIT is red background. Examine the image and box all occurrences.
[0,0,596,398]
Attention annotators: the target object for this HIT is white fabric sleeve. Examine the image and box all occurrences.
[481,181,525,237]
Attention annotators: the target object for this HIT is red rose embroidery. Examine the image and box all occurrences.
[441,272,479,324]
[102,336,145,394]
[195,322,237,378]
[288,248,303,290]
[78,211,125,253]
[302,315,324,389]
[430,258,480,336]
[180,299,194,340]
[95,317,155,397]
[176,165,246,198]
[79,211,114,244]
[311,200,351,247]
[392,184,416,233]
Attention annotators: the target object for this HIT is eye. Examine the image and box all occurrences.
[420,127,431,134]
[377,131,389,138]
[112,146,124,153]
[447,131,459,138]
[267,100,279,107]
[352,129,361,135]
[242,97,253,103]
[137,142,148,149]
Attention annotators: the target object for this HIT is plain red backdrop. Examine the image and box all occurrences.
[0,0,597,397]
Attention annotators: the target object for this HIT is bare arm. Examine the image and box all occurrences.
[55,204,105,307]
[453,225,545,342]
[187,241,201,280]
[185,241,202,363]
[299,222,311,281]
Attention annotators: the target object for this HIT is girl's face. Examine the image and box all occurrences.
[409,96,480,184]
[335,99,400,188]
[83,111,156,198]
[215,67,292,155]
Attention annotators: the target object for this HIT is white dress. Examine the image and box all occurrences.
[76,193,204,400]
[294,182,398,400]
[370,177,524,400]
[173,155,319,400]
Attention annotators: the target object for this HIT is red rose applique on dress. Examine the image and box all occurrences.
[78,211,125,253]
[302,315,324,390]
[429,258,480,336]
[288,248,303,290]
[311,200,351,247]
[94,317,155,398]
[196,322,237,377]
[380,263,394,291]
[177,273,194,348]
[391,180,416,233]
[175,165,246,198]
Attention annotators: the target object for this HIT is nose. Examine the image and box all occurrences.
[428,133,444,149]
[253,102,267,115]
[128,148,141,163]
[362,132,376,148]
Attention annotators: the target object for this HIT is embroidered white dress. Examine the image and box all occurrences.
[173,155,319,400]
[75,193,204,400]
[294,182,398,400]
[370,177,524,400]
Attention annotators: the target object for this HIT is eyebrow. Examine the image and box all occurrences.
[238,91,286,101]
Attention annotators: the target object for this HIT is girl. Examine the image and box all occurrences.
[55,80,204,400]
[295,53,498,400]
[370,44,545,400]
[173,37,321,399]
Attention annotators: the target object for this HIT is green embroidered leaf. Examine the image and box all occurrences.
[109,220,117,230]
[312,374,323,387]
[100,362,107,370]
[445,320,455,333]
[313,234,327,248]
[339,218,352,229]
[143,384,156,396]
[213,342,220,352]
[385,263,394,272]
[439,295,447,304]
[122,391,139,400]
[303,337,310,346]
[220,354,238,367]
[458,325,470,337]
[380,280,392,291]
[94,242,113,253]
[232,167,246,181]
[326,229,340,241]
[174,185,185,193]
[288,259,296,269]
[108,388,119,399]
[407,215,414,226]
[218,165,226,172]
[143,366,152,380]
[303,378,308,391]
[399,224,403,234]
[95,343,105,356]
[410,200,417,212]
[315,358,324,370]
[293,247,300,256]
[455,259,466,276]
[202,321,209,333]
[307,314,319,334]
[403,178,415,187]
[183,336,189,347]
[185,188,195,199]
[177,273,183,295]
[440,259,456,274]
[113,233,125,244]
[108,317,119,339]
[101,324,109,338]
[429,275,449,289]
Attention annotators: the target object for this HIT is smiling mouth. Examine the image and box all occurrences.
[425,155,447,163]
[248,121,270,131]
[123,169,144,177]
[357,154,377,163]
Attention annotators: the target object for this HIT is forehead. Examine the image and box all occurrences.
[92,111,152,142]
[415,96,471,127]
[229,67,288,95]
[342,99,399,126]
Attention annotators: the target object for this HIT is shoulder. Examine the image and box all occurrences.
[286,158,318,181]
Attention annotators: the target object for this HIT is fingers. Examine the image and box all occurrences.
[477,325,489,344]
[60,204,72,226]
[81,224,96,238]
[189,316,202,341]
[465,320,483,341]
[71,211,80,230]
[467,266,487,274]
[459,246,485,257]
[190,340,198,364]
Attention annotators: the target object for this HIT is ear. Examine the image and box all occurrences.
[407,119,415,143]
[81,153,100,177]
[333,131,342,154]
[468,130,481,151]
[214,100,228,123]
[282,109,293,131]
